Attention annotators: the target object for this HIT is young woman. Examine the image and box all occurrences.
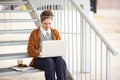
[27,10,66,80]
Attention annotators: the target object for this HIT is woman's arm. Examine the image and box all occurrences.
[27,30,40,58]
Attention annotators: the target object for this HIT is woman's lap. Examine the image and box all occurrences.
[34,56,66,70]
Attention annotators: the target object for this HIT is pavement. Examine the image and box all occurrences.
[92,9,120,80]
[92,9,120,51]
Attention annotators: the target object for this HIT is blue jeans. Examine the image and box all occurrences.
[34,56,66,80]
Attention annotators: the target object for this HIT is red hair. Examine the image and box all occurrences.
[40,10,54,22]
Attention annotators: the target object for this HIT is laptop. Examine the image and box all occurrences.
[39,40,67,58]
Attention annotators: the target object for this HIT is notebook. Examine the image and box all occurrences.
[39,40,67,58]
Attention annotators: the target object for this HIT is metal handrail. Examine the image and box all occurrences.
[70,0,118,56]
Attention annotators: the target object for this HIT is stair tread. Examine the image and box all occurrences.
[0,19,38,23]
[0,1,27,4]
[0,67,41,76]
[0,10,33,13]
[0,29,33,34]
[0,52,29,60]
[0,40,27,46]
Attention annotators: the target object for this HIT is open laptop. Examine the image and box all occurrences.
[39,40,67,58]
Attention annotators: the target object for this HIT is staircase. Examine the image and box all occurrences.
[0,0,40,76]
[0,0,73,80]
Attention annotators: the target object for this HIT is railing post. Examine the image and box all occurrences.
[79,3,90,73]
[106,49,111,80]
[80,14,84,73]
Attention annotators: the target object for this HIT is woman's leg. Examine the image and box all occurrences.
[34,58,56,80]
[53,57,66,80]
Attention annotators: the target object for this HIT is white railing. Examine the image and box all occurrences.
[28,0,119,80]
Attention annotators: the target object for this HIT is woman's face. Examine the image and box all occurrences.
[41,18,52,31]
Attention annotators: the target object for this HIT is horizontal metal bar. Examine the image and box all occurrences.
[0,10,33,13]
[0,40,27,46]
[0,29,33,34]
[0,1,27,5]
[0,19,38,23]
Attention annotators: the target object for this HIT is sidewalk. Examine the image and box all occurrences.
[92,9,120,51]
[92,9,120,80]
